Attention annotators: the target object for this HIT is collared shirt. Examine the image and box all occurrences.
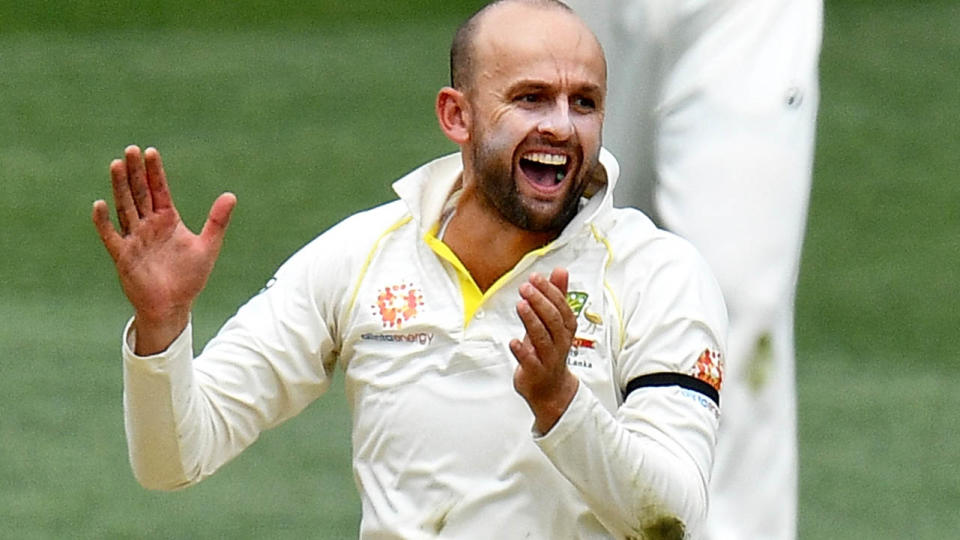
[123,150,727,539]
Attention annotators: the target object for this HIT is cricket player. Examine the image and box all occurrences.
[564,1,823,538]
[93,1,728,537]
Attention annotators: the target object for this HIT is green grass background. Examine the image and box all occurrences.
[1,0,957,538]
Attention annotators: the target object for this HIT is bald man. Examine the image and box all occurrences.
[94,1,727,537]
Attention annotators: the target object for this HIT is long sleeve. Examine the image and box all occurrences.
[536,381,719,538]
[123,319,198,490]
[119,200,412,491]
[122,302,335,490]
[121,235,343,490]
[537,219,727,538]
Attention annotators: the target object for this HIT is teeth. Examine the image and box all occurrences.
[524,152,568,166]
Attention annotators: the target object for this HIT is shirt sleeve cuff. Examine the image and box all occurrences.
[122,316,193,374]
[533,380,590,447]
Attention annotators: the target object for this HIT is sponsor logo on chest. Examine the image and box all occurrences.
[371,281,424,329]
[362,281,434,345]
[565,290,604,369]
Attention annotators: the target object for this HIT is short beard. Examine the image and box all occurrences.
[470,139,589,234]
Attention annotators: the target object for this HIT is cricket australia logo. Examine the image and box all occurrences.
[565,291,601,367]
[566,291,588,317]
[371,282,424,329]
[566,291,603,332]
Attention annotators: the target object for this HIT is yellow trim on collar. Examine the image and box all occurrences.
[423,227,483,325]
[424,225,554,327]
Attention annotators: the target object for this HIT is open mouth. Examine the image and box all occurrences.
[519,151,570,189]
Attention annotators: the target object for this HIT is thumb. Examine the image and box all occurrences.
[200,192,237,250]
[91,199,123,263]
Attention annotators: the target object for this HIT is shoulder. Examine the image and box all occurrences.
[293,200,408,256]
[273,199,411,279]
[604,206,722,313]
[595,207,728,372]
[593,207,710,279]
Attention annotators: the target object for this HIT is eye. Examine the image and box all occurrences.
[516,93,541,104]
[572,96,597,111]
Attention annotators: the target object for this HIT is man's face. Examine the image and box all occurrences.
[464,5,606,233]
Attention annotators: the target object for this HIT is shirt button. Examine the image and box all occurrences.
[475,309,485,319]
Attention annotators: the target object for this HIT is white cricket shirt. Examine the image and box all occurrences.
[123,150,727,539]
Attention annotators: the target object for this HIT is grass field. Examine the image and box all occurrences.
[1,0,958,538]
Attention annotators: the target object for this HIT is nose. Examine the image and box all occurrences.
[536,99,574,141]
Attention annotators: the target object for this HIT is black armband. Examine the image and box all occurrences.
[624,372,720,406]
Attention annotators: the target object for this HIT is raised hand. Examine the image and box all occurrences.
[92,145,236,355]
[510,268,580,434]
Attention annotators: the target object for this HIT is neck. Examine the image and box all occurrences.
[442,188,556,292]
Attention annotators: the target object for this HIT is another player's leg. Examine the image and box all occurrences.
[652,2,822,538]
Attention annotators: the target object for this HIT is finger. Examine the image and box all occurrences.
[200,192,237,253]
[91,199,123,262]
[509,337,540,372]
[110,157,137,234]
[124,145,153,218]
[521,279,570,341]
[534,271,577,335]
[548,267,569,295]
[529,273,568,314]
[144,147,173,211]
[516,296,554,361]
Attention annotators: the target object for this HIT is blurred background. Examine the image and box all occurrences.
[1,0,957,537]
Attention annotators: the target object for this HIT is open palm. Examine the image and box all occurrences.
[92,145,236,354]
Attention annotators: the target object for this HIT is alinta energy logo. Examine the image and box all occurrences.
[371,282,424,329]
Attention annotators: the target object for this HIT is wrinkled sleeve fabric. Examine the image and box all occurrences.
[536,232,727,538]
[122,225,354,491]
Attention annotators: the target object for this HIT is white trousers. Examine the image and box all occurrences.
[567,1,822,538]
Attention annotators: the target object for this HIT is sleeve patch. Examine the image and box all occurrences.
[692,348,723,393]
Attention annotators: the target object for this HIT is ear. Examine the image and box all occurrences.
[436,87,470,145]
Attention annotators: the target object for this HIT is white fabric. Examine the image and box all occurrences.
[122,150,727,539]
[566,1,822,538]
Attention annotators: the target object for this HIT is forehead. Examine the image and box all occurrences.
[472,5,606,92]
